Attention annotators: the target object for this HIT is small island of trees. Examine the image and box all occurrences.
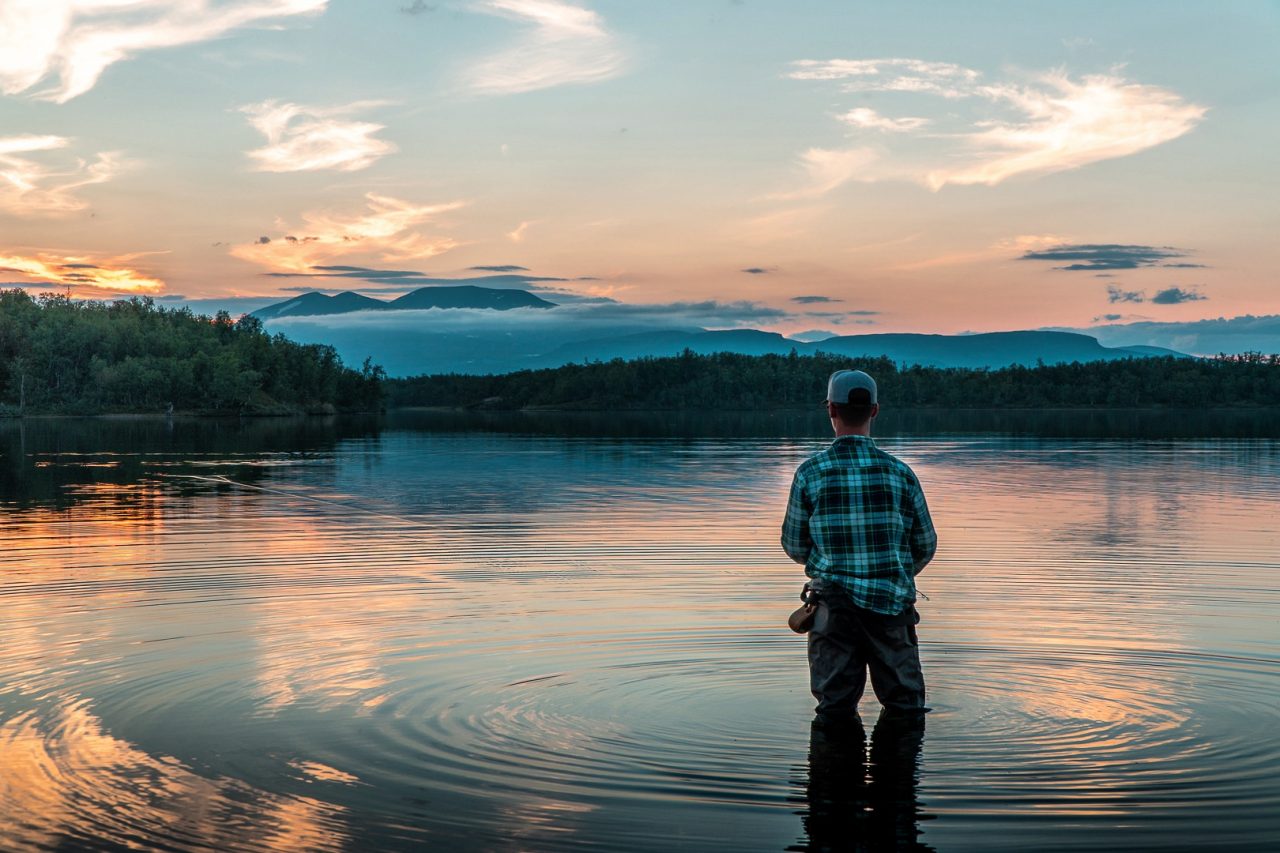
[0,290,383,416]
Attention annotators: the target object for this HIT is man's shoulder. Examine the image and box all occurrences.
[868,445,922,485]
[798,440,920,483]
[793,449,827,478]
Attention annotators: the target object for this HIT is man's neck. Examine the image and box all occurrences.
[831,421,872,438]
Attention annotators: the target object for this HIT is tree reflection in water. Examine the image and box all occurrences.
[791,711,935,852]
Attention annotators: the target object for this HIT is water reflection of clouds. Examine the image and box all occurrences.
[0,700,348,851]
[1,486,455,721]
[882,437,1278,841]
[251,563,410,715]
[1,487,438,847]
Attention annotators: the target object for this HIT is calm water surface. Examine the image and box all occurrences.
[1,411,1278,851]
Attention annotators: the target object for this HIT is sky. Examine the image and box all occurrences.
[1,0,1278,343]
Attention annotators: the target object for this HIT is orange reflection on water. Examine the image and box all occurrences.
[240,505,458,715]
[0,699,348,851]
[900,449,1218,806]
[1,480,454,718]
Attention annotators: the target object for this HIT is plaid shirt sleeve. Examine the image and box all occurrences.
[781,466,813,564]
[908,475,937,574]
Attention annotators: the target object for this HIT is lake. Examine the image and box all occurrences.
[2,410,1278,851]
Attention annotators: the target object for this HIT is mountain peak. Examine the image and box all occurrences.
[251,286,557,320]
[390,286,556,311]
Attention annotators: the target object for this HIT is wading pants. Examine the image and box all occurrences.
[807,582,927,718]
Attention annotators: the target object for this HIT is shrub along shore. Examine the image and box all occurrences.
[387,349,1280,411]
[0,290,382,416]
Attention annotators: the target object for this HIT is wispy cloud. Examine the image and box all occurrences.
[265,265,564,289]
[779,147,878,199]
[230,193,464,272]
[0,1,329,103]
[784,59,1205,193]
[1089,312,1152,324]
[465,1,624,95]
[560,299,789,324]
[805,314,878,326]
[0,250,164,293]
[1067,314,1280,356]
[742,267,775,275]
[272,298,789,330]
[1107,284,1207,305]
[935,75,1206,188]
[1021,243,1195,271]
[1107,285,1146,304]
[804,308,878,318]
[508,220,533,242]
[790,58,980,96]
[240,100,396,172]
[1151,286,1206,305]
[0,134,128,216]
[895,233,1066,271]
[790,295,840,304]
[837,107,929,132]
[736,205,829,242]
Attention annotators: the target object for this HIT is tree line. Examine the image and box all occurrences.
[0,290,383,415]
[7,289,1275,416]
[386,349,1280,410]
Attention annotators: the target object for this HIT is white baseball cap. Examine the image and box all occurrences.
[826,369,878,404]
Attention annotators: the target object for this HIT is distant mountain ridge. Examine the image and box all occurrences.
[537,329,1185,370]
[252,286,556,319]
[253,288,1190,375]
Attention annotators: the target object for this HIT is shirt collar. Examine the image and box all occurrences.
[831,434,875,445]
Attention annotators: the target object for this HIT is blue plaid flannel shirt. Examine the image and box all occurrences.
[781,435,936,615]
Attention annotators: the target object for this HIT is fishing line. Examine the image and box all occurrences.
[150,473,429,530]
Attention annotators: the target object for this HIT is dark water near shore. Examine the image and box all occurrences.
[2,411,1278,851]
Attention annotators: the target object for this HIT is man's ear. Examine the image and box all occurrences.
[870,403,880,419]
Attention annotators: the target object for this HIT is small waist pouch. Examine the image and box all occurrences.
[787,583,817,634]
[788,603,817,634]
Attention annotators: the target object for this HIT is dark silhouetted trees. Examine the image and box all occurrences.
[0,290,383,415]
[386,349,1280,410]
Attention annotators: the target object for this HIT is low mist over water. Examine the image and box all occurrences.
[2,413,1278,850]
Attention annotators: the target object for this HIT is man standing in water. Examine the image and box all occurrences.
[782,369,937,720]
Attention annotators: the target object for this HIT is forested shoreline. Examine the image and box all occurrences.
[0,290,382,416]
[387,349,1280,410]
[6,289,1278,416]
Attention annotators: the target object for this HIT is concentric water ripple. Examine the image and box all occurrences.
[2,416,1278,850]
